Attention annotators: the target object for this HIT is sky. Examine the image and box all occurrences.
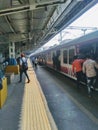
[43,2,98,48]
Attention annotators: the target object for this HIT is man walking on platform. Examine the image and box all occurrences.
[18,53,30,83]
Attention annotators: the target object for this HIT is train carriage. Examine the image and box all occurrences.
[32,30,98,81]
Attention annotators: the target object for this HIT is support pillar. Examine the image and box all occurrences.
[9,42,15,58]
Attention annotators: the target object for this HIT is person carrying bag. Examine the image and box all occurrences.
[18,53,30,83]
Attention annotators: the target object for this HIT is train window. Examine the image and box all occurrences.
[63,50,67,64]
[69,49,75,64]
[79,44,96,59]
[79,44,92,54]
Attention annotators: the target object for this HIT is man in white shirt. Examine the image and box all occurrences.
[83,54,98,97]
[19,53,30,83]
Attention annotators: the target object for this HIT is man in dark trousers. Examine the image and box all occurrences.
[18,53,30,83]
[83,54,98,97]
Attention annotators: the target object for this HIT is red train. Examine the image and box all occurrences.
[31,30,98,81]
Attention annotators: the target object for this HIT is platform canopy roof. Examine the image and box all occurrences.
[0,0,97,54]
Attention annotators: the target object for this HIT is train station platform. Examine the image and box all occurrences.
[0,59,57,130]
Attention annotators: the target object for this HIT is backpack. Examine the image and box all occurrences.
[21,58,28,70]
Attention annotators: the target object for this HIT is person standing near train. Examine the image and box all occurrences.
[32,56,35,67]
[82,54,98,97]
[34,57,38,69]
[72,55,85,89]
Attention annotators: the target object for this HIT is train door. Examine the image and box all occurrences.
[68,46,75,78]
[61,48,68,74]
[47,51,52,66]
[55,50,61,71]
[43,52,47,65]
[51,51,56,68]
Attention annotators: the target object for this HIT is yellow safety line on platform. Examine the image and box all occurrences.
[19,60,57,130]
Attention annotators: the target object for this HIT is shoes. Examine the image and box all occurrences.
[27,80,30,83]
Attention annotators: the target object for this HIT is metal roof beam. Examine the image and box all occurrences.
[0,5,29,17]
[36,0,67,8]
[0,0,68,17]
[5,16,16,34]
[29,0,67,10]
